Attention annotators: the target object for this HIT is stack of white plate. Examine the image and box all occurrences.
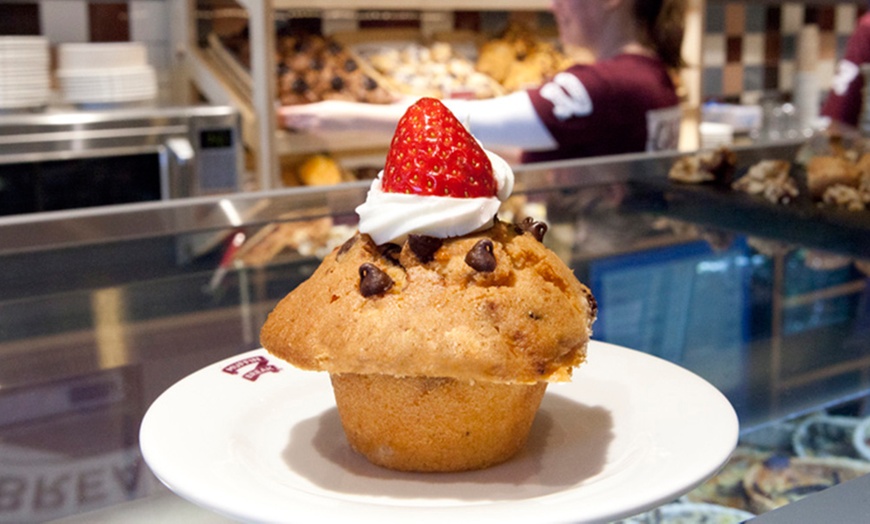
[57,43,157,106]
[0,36,50,110]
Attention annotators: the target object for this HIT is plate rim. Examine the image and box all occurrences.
[140,341,739,524]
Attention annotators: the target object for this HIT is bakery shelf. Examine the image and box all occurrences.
[276,129,393,157]
[188,48,257,148]
[184,1,562,191]
[270,0,549,10]
[185,0,702,188]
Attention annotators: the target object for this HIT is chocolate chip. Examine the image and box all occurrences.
[326,40,343,55]
[465,239,496,272]
[359,263,393,297]
[337,235,357,257]
[585,288,598,318]
[330,75,345,91]
[408,234,443,263]
[517,217,548,242]
[291,77,309,94]
[378,243,402,265]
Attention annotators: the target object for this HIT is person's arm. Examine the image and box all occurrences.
[822,15,870,127]
[278,92,558,152]
[278,99,414,135]
[442,92,558,151]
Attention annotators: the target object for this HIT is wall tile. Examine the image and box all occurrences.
[781,33,797,61]
[726,35,742,63]
[743,34,765,66]
[764,65,780,91]
[725,3,745,36]
[706,2,726,33]
[765,31,782,67]
[703,33,726,68]
[744,64,764,92]
[835,5,858,34]
[782,4,805,33]
[130,0,168,43]
[767,6,782,32]
[815,6,835,32]
[779,60,796,92]
[723,62,744,96]
[88,2,130,42]
[745,3,767,33]
[0,3,41,35]
[702,66,724,98]
[41,0,88,43]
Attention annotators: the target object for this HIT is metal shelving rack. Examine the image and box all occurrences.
[178,0,709,191]
[179,0,550,191]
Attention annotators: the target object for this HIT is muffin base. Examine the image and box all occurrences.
[330,373,547,472]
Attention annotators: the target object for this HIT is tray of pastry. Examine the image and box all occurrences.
[628,144,870,259]
[276,32,399,106]
[332,28,506,100]
[474,20,573,93]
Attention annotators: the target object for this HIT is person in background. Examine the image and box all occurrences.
[821,7,870,129]
[280,0,686,163]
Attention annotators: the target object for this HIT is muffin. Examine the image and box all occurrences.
[260,98,596,472]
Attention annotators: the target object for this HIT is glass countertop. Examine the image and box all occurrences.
[0,142,868,522]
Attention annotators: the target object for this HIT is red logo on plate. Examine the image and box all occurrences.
[222,355,281,381]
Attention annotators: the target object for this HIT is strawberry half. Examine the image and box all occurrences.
[382,97,496,198]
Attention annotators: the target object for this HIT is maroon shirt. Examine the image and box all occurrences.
[524,54,681,163]
[821,13,870,127]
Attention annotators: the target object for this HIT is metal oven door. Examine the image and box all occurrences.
[0,149,166,216]
[0,106,240,217]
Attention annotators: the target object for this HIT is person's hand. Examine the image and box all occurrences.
[277,99,414,135]
[278,100,363,133]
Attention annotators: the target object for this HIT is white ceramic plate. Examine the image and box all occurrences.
[140,341,738,524]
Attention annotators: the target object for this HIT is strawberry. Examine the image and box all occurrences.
[382,97,496,198]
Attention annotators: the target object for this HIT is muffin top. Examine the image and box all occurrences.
[260,219,596,384]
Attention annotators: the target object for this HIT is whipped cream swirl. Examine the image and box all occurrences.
[356,149,514,245]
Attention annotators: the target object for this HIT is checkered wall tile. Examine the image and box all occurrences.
[703,1,865,104]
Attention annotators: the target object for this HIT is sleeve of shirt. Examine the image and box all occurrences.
[526,69,599,146]
[441,92,558,151]
[822,14,870,127]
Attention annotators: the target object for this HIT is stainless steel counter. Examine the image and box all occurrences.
[2,142,869,522]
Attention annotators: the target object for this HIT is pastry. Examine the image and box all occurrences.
[821,184,866,211]
[732,160,798,204]
[260,98,596,472]
[668,146,737,185]
[477,22,571,92]
[360,40,504,99]
[806,156,860,200]
[685,447,771,511]
[743,455,870,513]
[297,154,345,186]
[276,34,395,106]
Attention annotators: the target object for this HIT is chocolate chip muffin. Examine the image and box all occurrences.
[260,219,596,472]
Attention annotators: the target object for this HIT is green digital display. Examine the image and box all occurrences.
[200,129,233,149]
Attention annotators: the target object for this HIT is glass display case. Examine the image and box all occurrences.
[2,140,870,523]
